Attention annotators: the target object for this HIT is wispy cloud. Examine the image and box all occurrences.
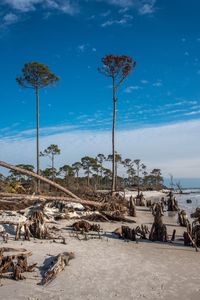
[76,43,97,53]
[101,18,127,27]
[140,79,149,84]
[3,0,79,15]
[2,12,19,25]
[100,10,111,17]
[152,80,162,87]
[1,119,200,178]
[138,0,156,15]
[104,0,157,16]
[124,85,142,93]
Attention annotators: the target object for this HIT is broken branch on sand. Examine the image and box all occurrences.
[40,252,75,285]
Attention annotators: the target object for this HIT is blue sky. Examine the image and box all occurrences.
[0,0,200,182]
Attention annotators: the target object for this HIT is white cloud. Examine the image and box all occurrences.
[124,85,142,93]
[77,44,88,52]
[184,110,200,116]
[3,12,19,25]
[118,7,129,13]
[141,79,148,84]
[77,44,96,53]
[138,0,156,15]
[101,18,128,27]
[1,119,200,178]
[153,80,162,87]
[3,0,78,15]
[4,0,42,12]
[100,10,111,17]
[106,0,133,7]
[103,0,157,16]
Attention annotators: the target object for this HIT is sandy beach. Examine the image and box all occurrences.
[0,202,200,300]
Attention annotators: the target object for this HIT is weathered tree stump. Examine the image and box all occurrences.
[129,196,136,217]
[149,203,168,242]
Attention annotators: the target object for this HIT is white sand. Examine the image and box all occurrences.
[0,206,200,300]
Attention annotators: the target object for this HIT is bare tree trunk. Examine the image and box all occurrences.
[115,162,117,191]
[87,170,90,186]
[137,166,140,197]
[112,79,116,195]
[36,87,40,193]
[52,154,55,182]
[0,161,80,200]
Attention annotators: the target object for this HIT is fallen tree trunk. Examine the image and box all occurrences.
[0,193,102,208]
[0,161,80,200]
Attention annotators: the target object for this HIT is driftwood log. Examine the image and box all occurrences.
[0,193,102,209]
[40,252,74,285]
[101,211,136,223]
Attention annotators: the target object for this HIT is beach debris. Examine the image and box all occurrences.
[149,203,168,242]
[129,196,136,217]
[135,192,146,206]
[167,191,179,211]
[146,199,152,208]
[113,224,149,241]
[178,210,189,227]
[191,207,200,220]
[81,213,110,222]
[183,229,198,252]
[72,220,101,233]
[171,229,176,241]
[28,209,49,239]
[99,200,128,215]
[184,208,200,250]
[0,247,36,281]
[186,199,192,204]
[101,211,136,223]
[40,252,75,285]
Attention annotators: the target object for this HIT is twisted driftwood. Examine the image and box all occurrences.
[40,252,74,285]
[0,248,36,281]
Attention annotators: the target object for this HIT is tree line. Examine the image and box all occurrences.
[0,143,164,194]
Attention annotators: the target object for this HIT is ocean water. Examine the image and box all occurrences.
[175,189,200,216]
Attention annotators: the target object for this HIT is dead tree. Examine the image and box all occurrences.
[178,210,189,227]
[167,191,179,211]
[29,210,49,239]
[149,203,168,242]
[129,196,136,217]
